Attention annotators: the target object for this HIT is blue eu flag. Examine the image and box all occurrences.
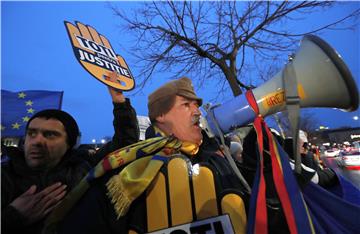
[1,90,64,137]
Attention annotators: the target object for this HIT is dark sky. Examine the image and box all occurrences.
[2,1,359,143]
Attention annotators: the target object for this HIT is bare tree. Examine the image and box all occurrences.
[109,1,359,97]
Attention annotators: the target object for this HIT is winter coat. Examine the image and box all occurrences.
[1,148,91,234]
[1,99,139,234]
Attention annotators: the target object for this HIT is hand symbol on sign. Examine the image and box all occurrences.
[140,156,247,233]
[64,21,135,91]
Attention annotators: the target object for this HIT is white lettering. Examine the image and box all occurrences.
[95,56,104,66]
[83,51,95,62]
[75,35,117,60]
[77,49,131,78]
[79,50,85,61]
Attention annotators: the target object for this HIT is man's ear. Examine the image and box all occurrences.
[155,114,166,123]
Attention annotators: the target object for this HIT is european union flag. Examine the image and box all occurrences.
[1,90,64,137]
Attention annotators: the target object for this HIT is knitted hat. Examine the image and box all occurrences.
[230,141,243,155]
[148,77,202,121]
[299,130,308,143]
[26,109,80,149]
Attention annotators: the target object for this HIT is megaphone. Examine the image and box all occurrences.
[202,34,359,136]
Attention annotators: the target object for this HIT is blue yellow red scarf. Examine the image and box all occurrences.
[245,91,315,234]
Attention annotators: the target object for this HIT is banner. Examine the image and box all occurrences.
[1,90,63,137]
[64,21,135,91]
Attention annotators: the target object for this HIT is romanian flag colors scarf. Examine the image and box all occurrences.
[245,90,315,234]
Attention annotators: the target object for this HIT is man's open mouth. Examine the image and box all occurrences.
[192,115,201,126]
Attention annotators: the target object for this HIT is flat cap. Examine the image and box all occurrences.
[148,77,202,121]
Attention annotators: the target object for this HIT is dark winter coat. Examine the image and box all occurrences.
[1,99,139,234]
[1,148,91,234]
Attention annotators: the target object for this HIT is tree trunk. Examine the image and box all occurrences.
[226,72,242,97]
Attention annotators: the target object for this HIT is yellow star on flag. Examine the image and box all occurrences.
[12,122,21,129]
[25,100,33,106]
[1,125,5,131]
[22,116,30,122]
[27,108,35,114]
[18,92,26,98]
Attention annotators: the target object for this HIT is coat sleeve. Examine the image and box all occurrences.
[1,167,28,234]
[112,98,140,149]
[92,98,140,165]
[2,205,28,234]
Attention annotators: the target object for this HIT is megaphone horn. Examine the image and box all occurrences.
[204,34,359,136]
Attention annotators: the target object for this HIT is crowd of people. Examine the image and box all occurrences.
[2,75,360,234]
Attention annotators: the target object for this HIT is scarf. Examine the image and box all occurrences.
[107,126,200,218]
[44,126,201,234]
[245,90,315,234]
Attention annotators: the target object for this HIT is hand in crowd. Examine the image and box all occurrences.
[9,182,67,224]
[105,71,126,103]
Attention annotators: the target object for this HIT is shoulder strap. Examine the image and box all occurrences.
[282,62,301,174]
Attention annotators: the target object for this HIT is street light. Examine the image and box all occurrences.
[92,139,97,149]
[101,139,106,144]
[353,115,359,121]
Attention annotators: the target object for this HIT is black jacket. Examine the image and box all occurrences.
[1,100,139,234]
[1,148,91,234]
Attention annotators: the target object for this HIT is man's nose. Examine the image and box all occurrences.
[191,103,201,115]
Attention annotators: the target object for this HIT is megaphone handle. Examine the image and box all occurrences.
[283,63,301,174]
